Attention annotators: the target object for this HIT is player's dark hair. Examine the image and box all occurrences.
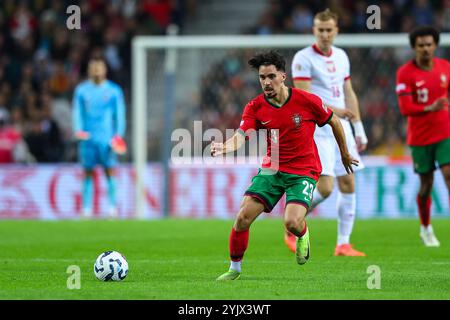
[83,54,109,79]
[409,25,440,48]
[89,55,107,64]
[248,50,286,72]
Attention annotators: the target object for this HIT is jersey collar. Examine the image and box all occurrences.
[312,43,333,57]
[89,79,108,87]
[412,58,435,72]
[264,87,292,109]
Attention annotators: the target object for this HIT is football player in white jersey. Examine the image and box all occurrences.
[285,9,368,256]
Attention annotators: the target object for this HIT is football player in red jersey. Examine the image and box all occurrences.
[213,51,359,280]
[396,26,450,247]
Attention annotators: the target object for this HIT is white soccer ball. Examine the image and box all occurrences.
[94,251,128,281]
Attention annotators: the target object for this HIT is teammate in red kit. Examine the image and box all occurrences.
[213,51,358,280]
[396,26,450,247]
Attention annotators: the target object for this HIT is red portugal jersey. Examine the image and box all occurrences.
[239,87,333,181]
[396,58,450,146]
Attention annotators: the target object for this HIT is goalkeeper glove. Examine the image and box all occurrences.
[111,135,127,155]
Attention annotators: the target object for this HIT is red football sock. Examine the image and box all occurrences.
[229,228,249,262]
[417,195,431,227]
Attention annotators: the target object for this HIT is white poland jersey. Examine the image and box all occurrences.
[291,44,351,136]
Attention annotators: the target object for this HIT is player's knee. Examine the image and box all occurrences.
[441,167,450,184]
[235,208,254,230]
[418,172,434,196]
[419,186,432,197]
[318,187,333,199]
[419,181,433,196]
[284,218,301,234]
[338,178,355,193]
[445,174,450,186]
[339,183,355,193]
[235,215,251,231]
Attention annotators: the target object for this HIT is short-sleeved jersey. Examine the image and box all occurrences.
[292,44,350,109]
[239,87,333,181]
[396,58,450,146]
[72,80,126,144]
[292,44,350,136]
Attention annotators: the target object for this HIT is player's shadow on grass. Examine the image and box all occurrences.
[220,275,302,281]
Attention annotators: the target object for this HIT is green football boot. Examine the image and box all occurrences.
[216,269,241,281]
[296,229,310,265]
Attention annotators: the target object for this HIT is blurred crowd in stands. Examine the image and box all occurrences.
[246,0,450,35]
[0,0,196,163]
[0,0,448,164]
[199,0,450,157]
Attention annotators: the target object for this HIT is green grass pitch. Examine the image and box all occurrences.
[0,218,449,299]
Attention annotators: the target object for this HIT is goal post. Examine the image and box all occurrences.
[132,32,450,219]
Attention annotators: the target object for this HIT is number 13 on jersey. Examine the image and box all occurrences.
[416,88,429,103]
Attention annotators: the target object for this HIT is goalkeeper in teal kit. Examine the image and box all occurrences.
[72,57,127,218]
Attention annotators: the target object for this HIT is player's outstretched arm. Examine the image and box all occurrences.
[210,131,245,157]
[328,114,359,174]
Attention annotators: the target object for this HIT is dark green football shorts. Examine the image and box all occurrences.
[410,137,450,174]
[244,168,317,212]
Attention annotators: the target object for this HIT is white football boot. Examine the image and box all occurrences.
[420,225,440,247]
